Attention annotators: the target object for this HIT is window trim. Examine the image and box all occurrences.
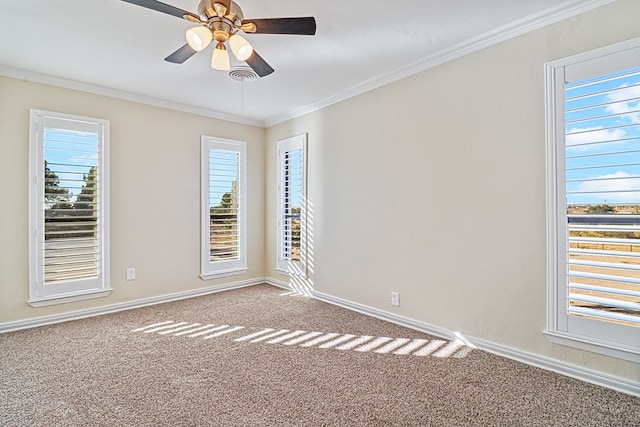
[28,109,111,306]
[200,135,248,279]
[276,134,307,276]
[545,37,640,363]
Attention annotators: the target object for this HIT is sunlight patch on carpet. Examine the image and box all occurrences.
[131,321,472,358]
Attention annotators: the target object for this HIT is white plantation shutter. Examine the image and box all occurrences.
[29,110,110,305]
[281,149,303,262]
[201,136,247,278]
[546,38,640,360]
[276,134,307,274]
[564,60,640,327]
[209,149,240,260]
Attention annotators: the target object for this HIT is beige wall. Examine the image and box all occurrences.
[265,0,640,381]
[0,78,265,321]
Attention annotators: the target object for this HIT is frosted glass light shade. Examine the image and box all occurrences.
[186,26,212,51]
[211,43,230,70]
[229,34,253,61]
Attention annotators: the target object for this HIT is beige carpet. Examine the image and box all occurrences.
[1,284,638,426]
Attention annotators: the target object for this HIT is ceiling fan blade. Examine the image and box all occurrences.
[245,50,275,77]
[121,0,199,21]
[241,17,316,35]
[165,44,198,64]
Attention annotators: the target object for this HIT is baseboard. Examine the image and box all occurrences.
[311,290,457,341]
[3,277,637,396]
[310,289,639,397]
[0,277,266,334]
[264,276,291,291]
[468,336,640,397]
[265,275,315,296]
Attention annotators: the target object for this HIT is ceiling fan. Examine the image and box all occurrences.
[121,0,317,77]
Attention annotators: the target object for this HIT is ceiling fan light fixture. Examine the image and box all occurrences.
[211,42,230,70]
[185,26,212,51]
[229,34,253,61]
[126,0,317,77]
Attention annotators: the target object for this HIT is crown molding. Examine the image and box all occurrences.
[0,65,265,128]
[0,0,617,129]
[263,0,617,127]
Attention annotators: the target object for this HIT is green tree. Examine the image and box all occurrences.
[211,181,238,218]
[74,166,97,215]
[43,160,72,217]
[210,181,238,258]
[71,166,98,238]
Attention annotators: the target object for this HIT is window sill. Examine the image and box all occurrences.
[28,288,113,307]
[544,329,640,363]
[200,268,248,281]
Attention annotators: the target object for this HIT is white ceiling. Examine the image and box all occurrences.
[0,0,612,127]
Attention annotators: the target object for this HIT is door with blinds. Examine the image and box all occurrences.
[276,134,307,275]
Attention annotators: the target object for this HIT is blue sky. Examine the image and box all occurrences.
[565,66,640,205]
[284,149,303,210]
[44,128,99,202]
[209,149,239,207]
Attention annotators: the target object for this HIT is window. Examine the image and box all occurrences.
[201,136,247,278]
[276,134,307,275]
[546,38,640,361]
[29,110,110,306]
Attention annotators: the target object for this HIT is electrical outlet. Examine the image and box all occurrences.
[126,268,136,281]
[391,291,399,306]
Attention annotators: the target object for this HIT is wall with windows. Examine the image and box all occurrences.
[265,0,640,381]
[1,0,638,388]
[0,77,265,322]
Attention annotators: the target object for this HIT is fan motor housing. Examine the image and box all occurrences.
[197,0,244,25]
